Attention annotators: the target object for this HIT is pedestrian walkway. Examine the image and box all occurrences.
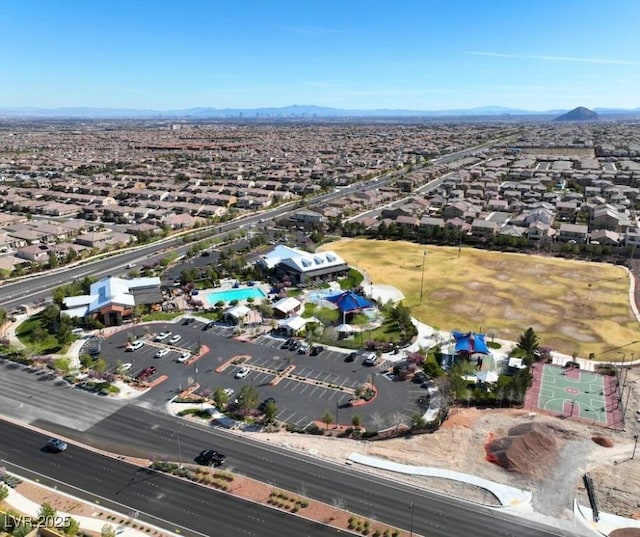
[347,453,532,508]
[575,499,640,536]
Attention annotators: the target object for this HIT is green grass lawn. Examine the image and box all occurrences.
[321,239,640,359]
[15,315,65,354]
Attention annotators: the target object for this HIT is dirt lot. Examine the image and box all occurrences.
[249,366,640,520]
[322,239,640,358]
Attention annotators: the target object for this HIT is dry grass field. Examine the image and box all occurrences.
[320,238,640,358]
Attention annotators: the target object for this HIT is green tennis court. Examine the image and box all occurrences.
[538,365,608,424]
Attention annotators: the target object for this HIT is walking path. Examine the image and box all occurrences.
[348,453,532,508]
[3,476,176,537]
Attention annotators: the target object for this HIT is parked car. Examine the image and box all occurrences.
[154,331,172,342]
[177,352,191,363]
[258,397,276,412]
[310,345,325,356]
[344,351,358,363]
[203,321,216,330]
[297,342,310,354]
[168,335,182,345]
[183,318,196,325]
[195,449,226,467]
[126,340,144,352]
[235,367,250,379]
[223,388,234,397]
[363,352,378,366]
[119,362,133,372]
[136,366,157,381]
[413,371,428,384]
[281,337,295,349]
[154,348,170,358]
[47,438,67,453]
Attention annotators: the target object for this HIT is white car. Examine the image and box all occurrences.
[154,348,170,358]
[223,388,234,397]
[168,335,182,345]
[363,352,378,366]
[154,331,172,342]
[235,367,250,379]
[126,340,144,352]
[120,363,133,372]
[177,352,191,363]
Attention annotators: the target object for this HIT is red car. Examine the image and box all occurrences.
[136,366,157,380]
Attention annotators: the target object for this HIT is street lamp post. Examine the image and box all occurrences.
[409,499,415,537]
[335,401,339,430]
[419,250,428,305]
[633,435,639,460]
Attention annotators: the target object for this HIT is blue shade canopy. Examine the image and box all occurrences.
[452,331,489,354]
[326,291,373,313]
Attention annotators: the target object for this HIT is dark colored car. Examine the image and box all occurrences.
[281,338,294,350]
[344,352,358,363]
[310,345,325,356]
[258,397,276,412]
[183,317,196,325]
[136,366,157,380]
[413,371,428,384]
[203,321,216,330]
[47,438,68,452]
[195,449,226,467]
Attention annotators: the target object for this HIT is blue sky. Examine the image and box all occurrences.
[1,0,639,111]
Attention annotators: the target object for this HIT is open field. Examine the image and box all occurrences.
[320,239,640,358]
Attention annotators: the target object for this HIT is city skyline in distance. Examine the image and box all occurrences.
[1,0,639,112]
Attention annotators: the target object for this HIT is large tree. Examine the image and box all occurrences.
[517,327,540,364]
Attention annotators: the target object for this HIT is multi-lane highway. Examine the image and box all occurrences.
[0,360,576,537]
[0,420,346,537]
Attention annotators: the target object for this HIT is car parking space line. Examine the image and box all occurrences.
[310,370,323,379]
[298,384,309,394]
[280,411,297,422]
[309,385,320,395]
[294,416,311,426]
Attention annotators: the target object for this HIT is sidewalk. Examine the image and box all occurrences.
[347,453,533,508]
[3,475,177,537]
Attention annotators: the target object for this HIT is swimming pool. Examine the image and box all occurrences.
[206,287,266,304]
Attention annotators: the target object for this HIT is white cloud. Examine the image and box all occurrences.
[466,51,640,66]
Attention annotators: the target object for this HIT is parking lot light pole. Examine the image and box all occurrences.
[419,250,428,305]
[335,401,339,430]
[633,435,639,460]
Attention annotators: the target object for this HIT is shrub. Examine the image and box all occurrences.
[348,517,357,529]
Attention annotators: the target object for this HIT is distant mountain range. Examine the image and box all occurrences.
[0,104,639,120]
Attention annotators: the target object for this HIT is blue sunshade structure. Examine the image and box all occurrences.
[326,291,373,313]
[452,331,490,354]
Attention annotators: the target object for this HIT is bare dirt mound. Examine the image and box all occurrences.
[484,422,560,475]
[610,529,640,537]
[592,435,614,448]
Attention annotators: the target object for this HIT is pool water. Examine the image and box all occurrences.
[206,287,266,303]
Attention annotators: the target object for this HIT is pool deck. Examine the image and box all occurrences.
[199,281,271,308]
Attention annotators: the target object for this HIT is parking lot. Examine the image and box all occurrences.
[95,317,429,430]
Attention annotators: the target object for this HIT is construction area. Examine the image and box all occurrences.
[250,366,640,524]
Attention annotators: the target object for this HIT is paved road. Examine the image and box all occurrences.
[0,361,576,537]
[0,420,346,537]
